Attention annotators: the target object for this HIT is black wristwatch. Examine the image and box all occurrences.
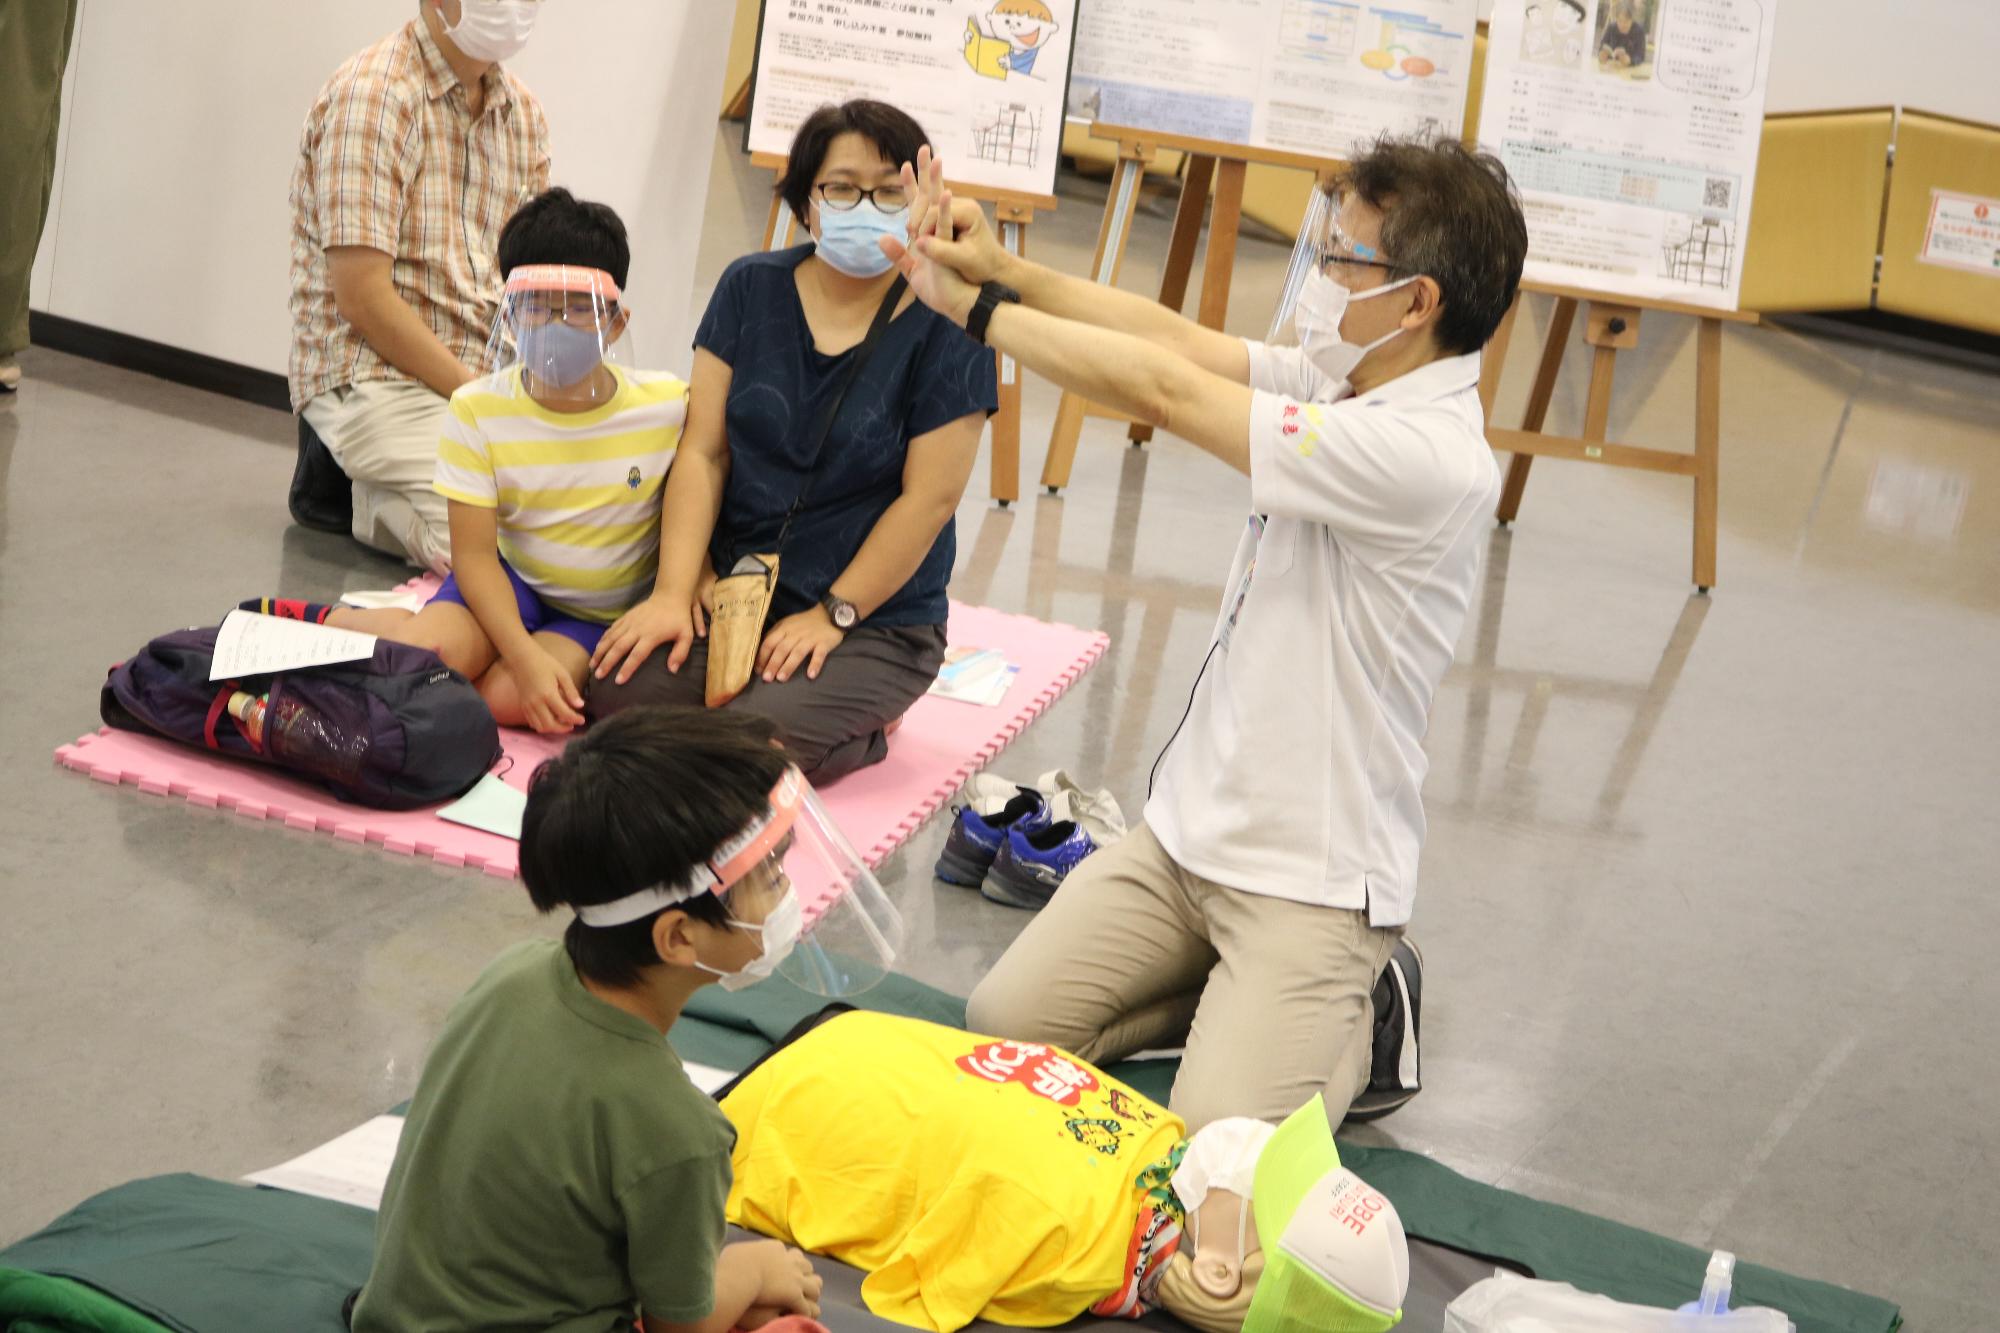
[966,280,1021,346]
[821,593,859,632]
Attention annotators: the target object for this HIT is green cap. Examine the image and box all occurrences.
[1243,1095,1406,1333]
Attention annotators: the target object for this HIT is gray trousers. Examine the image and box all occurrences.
[0,0,81,356]
[587,622,946,784]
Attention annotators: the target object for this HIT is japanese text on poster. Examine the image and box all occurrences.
[749,0,1077,199]
[1068,0,1479,163]
[1920,190,2000,278]
[1478,0,1780,309]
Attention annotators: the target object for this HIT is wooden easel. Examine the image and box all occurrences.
[1477,281,1759,592]
[748,153,1052,507]
[1037,123,1342,495]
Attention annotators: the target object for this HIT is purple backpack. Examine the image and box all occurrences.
[101,625,502,810]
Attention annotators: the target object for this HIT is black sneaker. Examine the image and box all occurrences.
[290,416,353,534]
[1347,937,1423,1122]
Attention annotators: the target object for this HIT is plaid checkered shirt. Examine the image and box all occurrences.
[287,18,550,410]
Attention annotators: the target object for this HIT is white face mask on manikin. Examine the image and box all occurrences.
[1171,1116,1278,1262]
[439,0,539,62]
[1293,268,1418,387]
[697,889,804,993]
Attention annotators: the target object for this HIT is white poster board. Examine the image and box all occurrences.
[747,0,1078,200]
[1478,0,1780,310]
[1067,0,1480,163]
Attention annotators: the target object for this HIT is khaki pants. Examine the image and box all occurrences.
[303,380,453,574]
[966,822,1402,1132]
[0,0,81,357]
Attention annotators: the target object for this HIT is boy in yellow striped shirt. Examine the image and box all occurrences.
[298,190,688,733]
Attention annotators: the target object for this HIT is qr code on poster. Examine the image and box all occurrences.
[1702,177,1734,211]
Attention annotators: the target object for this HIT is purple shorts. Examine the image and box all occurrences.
[427,558,608,654]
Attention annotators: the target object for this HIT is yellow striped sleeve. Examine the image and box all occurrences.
[484,429,680,469]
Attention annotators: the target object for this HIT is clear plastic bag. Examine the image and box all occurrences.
[1443,1273,1796,1333]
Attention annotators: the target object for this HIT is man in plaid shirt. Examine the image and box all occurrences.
[288,0,551,573]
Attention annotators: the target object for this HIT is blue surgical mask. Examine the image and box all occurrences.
[815,201,908,279]
[515,321,603,389]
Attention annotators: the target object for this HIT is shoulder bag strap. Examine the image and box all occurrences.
[771,273,909,554]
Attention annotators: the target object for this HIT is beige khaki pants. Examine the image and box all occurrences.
[303,379,453,574]
[966,822,1402,1132]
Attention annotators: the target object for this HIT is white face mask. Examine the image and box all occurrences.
[440,0,539,63]
[1293,268,1417,387]
[698,889,803,992]
[1173,1117,1275,1222]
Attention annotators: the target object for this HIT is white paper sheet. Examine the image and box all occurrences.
[249,1066,745,1211]
[1069,0,1479,164]
[209,609,378,681]
[685,1062,737,1095]
[1478,0,1780,310]
[747,0,1080,200]
[246,1114,406,1211]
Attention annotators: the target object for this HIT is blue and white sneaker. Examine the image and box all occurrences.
[936,783,1051,887]
[982,819,1102,910]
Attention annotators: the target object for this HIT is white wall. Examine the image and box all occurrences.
[1477,0,1999,123]
[29,0,732,379]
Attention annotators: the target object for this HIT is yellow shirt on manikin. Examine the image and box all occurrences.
[721,1012,1186,1332]
[432,365,688,623]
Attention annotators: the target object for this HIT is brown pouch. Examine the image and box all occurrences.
[705,553,781,707]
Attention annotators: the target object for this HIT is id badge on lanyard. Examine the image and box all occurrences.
[1217,515,1266,652]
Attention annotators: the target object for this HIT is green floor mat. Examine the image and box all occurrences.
[0,975,1897,1333]
[0,1175,370,1332]
[672,975,1901,1333]
[0,1268,172,1333]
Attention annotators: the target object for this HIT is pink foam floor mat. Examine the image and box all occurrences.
[55,599,1108,880]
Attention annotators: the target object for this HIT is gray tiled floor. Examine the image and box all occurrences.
[3,126,1997,1327]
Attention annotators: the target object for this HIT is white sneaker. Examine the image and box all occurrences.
[1037,768,1127,848]
[0,356,21,392]
[959,769,1127,848]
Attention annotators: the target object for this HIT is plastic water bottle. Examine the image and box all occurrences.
[228,691,269,747]
[1679,1250,1736,1316]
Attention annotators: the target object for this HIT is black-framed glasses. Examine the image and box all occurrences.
[814,181,911,212]
[1318,251,1410,277]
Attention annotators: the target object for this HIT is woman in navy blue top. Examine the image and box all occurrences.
[587,100,997,781]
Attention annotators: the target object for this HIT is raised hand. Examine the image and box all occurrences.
[881,183,981,327]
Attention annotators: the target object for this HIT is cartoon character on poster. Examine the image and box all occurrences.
[1520,0,1588,70]
[964,0,1062,80]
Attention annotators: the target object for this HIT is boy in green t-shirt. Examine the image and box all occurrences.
[352,708,825,1333]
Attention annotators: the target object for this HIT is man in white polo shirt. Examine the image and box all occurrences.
[887,136,1529,1131]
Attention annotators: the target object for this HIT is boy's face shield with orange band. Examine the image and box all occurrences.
[482,264,633,405]
[574,767,905,998]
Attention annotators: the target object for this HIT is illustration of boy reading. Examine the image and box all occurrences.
[963,0,1061,80]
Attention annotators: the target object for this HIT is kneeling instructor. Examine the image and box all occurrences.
[885,138,1528,1132]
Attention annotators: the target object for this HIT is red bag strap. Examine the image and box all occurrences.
[203,686,235,751]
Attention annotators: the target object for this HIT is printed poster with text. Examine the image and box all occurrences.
[1479,0,1780,310]
[1069,0,1480,164]
[749,0,1077,200]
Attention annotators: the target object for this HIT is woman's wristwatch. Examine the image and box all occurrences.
[966,280,1022,346]
[821,593,859,632]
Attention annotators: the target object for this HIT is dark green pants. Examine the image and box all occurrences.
[0,0,81,357]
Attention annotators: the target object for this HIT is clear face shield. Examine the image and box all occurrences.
[572,767,904,997]
[1269,189,1403,342]
[481,264,633,405]
[1266,191,1418,387]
